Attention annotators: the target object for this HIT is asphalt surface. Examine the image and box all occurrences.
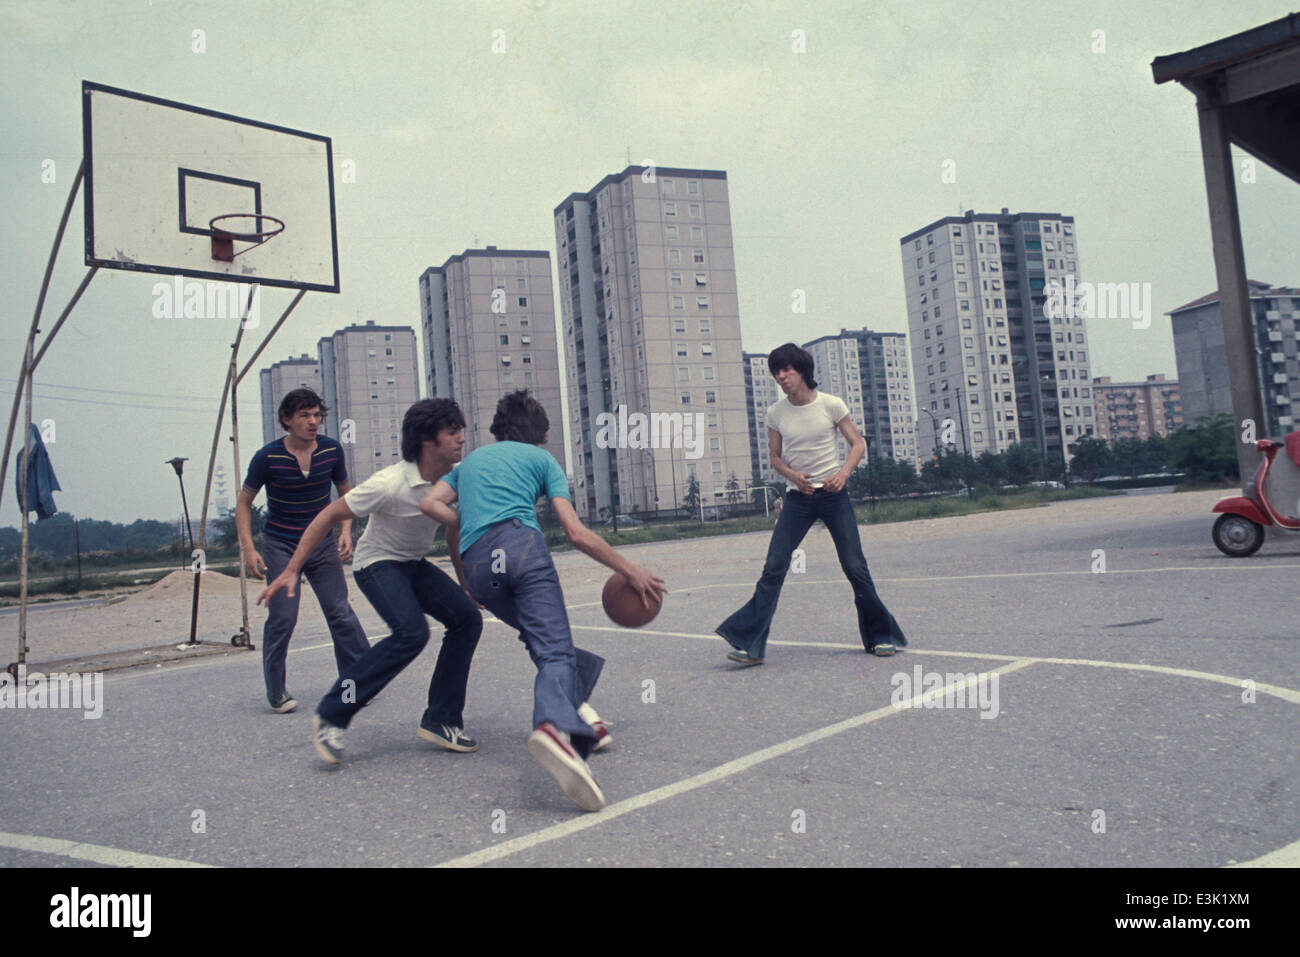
[0,497,1296,868]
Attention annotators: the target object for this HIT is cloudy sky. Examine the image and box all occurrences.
[2,0,1297,525]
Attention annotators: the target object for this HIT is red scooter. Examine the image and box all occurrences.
[1211,431,1300,557]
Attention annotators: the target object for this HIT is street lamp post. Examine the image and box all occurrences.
[919,407,943,487]
[167,457,201,646]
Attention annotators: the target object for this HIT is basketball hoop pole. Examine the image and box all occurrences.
[189,287,307,648]
[1,161,99,674]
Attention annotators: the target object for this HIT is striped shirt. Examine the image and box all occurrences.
[243,436,348,544]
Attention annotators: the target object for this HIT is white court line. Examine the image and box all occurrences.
[0,830,213,868]
[434,660,1036,868]
[572,625,1300,705]
[562,563,1300,610]
[1230,838,1300,867]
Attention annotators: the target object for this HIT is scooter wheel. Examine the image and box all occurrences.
[1212,513,1265,557]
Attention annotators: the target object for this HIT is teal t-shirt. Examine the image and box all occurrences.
[444,441,570,554]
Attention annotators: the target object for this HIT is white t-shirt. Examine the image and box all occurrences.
[345,460,443,570]
[766,392,851,490]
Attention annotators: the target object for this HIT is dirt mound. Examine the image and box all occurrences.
[129,569,249,603]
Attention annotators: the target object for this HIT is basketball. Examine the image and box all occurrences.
[602,572,662,628]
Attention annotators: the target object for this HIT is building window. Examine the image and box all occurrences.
[693,249,705,264]
[664,202,676,216]
[696,296,709,310]
[500,334,509,345]
[665,225,679,240]
[674,318,686,333]
[668,249,681,265]
[706,391,716,403]
[670,272,683,288]
[672,295,684,310]
[695,273,708,285]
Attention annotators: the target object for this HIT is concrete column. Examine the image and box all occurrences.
[1195,93,1263,483]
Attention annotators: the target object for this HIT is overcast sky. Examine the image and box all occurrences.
[2,0,1297,525]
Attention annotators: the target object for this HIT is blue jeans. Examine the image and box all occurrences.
[317,559,482,730]
[462,520,604,760]
[261,533,370,704]
[716,487,907,659]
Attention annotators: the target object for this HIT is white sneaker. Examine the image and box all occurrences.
[527,722,605,811]
[578,702,613,752]
[312,714,344,764]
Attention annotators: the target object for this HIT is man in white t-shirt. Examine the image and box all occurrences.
[259,398,484,764]
[716,343,907,664]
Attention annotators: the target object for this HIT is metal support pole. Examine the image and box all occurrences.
[6,162,86,673]
[229,351,251,648]
[1196,90,1263,484]
[0,164,84,504]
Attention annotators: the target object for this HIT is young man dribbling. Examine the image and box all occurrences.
[716,343,907,665]
[421,390,666,812]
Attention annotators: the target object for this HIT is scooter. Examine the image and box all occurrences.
[1211,431,1300,557]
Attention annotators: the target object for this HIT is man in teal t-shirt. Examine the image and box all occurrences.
[423,391,665,813]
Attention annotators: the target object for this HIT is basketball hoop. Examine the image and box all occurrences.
[209,213,285,262]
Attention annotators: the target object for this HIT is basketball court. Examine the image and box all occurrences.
[1,493,1295,868]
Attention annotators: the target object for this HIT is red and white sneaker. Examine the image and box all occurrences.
[526,722,606,812]
[578,702,613,752]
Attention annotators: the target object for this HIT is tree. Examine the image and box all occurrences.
[1110,437,1143,477]
[725,472,742,506]
[211,504,264,548]
[1167,413,1237,482]
[974,450,1008,488]
[1067,436,1112,483]
[1003,441,1042,485]
[683,474,701,516]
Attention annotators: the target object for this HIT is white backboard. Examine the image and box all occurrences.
[83,81,340,292]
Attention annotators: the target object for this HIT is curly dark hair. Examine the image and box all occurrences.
[277,388,328,429]
[489,390,550,446]
[401,398,466,461]
[767,343,818,389]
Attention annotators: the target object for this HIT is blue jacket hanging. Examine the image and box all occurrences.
[14,423,61,519]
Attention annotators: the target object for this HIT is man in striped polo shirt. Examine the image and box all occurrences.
[238,387,370,713]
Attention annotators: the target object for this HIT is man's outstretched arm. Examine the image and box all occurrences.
[258,497,357,604]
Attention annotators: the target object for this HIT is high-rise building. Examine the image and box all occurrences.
[259,353,321,445]
[744,351,781,486]
[899,210,1094,470]
[1092,374,1183,442]
[419,247,564,463]
[1170,280,1299,436]
[555,166,750,520]
[822,328,917,466]
[317,321,420,485]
